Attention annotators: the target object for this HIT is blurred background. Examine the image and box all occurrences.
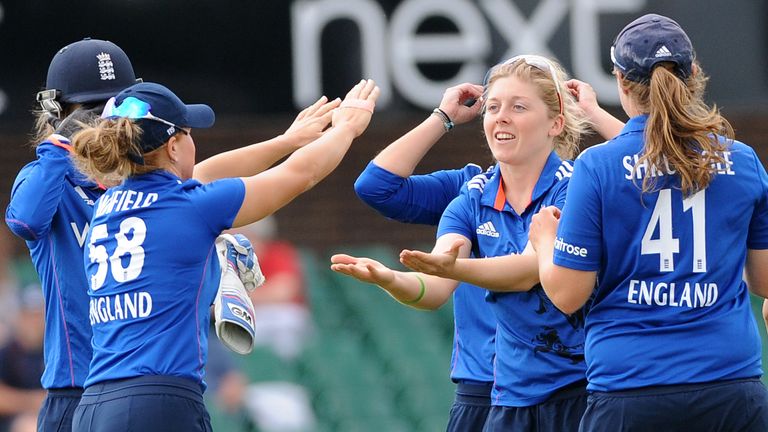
[0,0,766,431]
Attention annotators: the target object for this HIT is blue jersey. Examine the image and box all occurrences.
[438,153,586,407]
[354,161,496,383]
[6,137,102,389]
[554,115,768,392]
[84,171,245,388]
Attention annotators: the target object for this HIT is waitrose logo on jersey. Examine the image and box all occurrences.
[554,237,588,258]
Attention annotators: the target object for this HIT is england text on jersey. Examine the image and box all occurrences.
[627,279,718,308]
[89,291,153,325]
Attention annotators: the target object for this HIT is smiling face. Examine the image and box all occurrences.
[482,75,561,166]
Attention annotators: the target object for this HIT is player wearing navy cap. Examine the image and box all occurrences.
[530,14,768,431]
[334,56,596,431]
[5,38,345,432]
[5,38,141,432]
[68,80,378,432]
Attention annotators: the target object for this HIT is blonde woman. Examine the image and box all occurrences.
[333,56,592,431]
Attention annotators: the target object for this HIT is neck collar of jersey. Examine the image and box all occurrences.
[481,151,563,212]
[619,114,648,137]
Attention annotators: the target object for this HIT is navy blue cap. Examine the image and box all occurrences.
[112,82,215,156]
[46,38,139,103]
[115,82,215,129]
[611,14,694,83]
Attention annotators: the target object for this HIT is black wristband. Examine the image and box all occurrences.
[432,108,454,132]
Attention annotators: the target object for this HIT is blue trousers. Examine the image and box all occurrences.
[72,376,211,432]
[580,378,768,432]
[446,382,493,432]
[38,388,83,432]
[483,381,588,432]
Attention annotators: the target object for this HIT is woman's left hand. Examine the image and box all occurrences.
[529,206,561,252]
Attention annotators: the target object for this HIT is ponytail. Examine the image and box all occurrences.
[626,62,734,196]
[71,118,161,186]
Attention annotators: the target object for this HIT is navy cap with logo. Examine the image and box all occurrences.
[610,14,694,83]
[106,82,215,157]
[44,38,139,104]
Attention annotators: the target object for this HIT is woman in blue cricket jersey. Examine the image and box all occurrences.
[530,14,768,431]
[333,55,597,431]
[352,76,621,431]
[5,38,343,432]
[65,80,377,431]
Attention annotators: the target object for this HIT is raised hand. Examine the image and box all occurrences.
[332,79,380,137]
[283,96,341,147]
[399,238,465,278]
[437,83,484,126]
[564,79,599,117]
[330,253,395,286]
[564,78,624,139]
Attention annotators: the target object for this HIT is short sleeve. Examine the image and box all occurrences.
[553,157,602,271]
[748,149,768,249]
[437,194,475,241]
[186,178,246,234]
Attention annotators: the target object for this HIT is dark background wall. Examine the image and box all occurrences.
[0,0,766,252]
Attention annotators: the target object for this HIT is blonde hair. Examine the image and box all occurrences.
[621,62,733,196]
[483,58,591,160]
[71,118,164,186]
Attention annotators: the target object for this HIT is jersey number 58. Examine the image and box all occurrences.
[88,217,147,291]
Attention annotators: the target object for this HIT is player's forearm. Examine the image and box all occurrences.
[6,146,70,240]
[587,106,625,140]
[283,124,357,188]
[380,271,454,310]
[450,255,539,292]
[537,241,595,314]
[194,135,300,183]
[372,115,446,177]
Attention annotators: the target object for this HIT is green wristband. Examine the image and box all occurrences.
[402,274,427,305]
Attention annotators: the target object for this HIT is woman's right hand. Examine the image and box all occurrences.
[399,238,464,279]
[437,83,484,126]
[332,79,380,138]
[330,253,395,286]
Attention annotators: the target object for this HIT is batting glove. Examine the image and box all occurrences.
[214,267,256,355]
[215,233,265,292]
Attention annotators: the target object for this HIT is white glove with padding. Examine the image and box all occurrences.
[213,234,265,355]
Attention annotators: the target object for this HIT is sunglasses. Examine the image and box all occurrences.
[487,54,564,115]
[101,97,188,135]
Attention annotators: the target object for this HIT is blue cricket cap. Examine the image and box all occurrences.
[610,14,694,83]
[110,82,215,156]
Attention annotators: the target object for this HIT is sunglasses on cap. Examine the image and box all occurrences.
[488,54,564,115]
[101,96,188,135]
